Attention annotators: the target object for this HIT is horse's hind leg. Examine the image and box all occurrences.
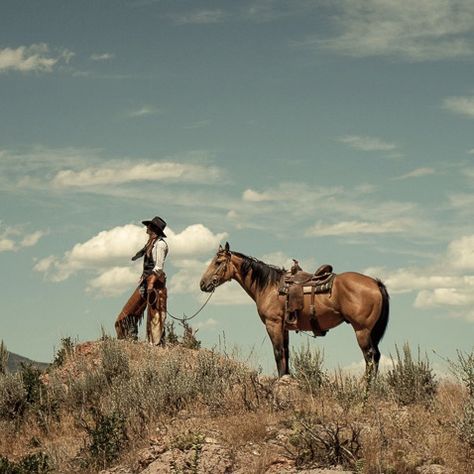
[354,328,379,383]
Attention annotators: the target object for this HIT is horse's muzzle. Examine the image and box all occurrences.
[200,280,213,292]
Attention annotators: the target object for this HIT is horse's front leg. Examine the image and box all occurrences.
[265,318,289,377]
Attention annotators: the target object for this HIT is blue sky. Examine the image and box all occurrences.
[1,0,473,373]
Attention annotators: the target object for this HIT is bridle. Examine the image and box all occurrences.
[210,252,231,288]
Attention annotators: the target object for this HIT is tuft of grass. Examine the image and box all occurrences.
[101,338,130,383]
[386,343,437,406]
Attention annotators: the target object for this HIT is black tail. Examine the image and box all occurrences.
[371,280,390,346]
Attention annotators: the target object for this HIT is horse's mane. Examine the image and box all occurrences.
[233,252,285,290]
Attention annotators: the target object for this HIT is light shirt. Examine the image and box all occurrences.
[153,238,168,272]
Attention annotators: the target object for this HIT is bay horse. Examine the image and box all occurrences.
[200,242,389,379]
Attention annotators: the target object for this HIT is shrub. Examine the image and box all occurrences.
[458,399,474,447]
[181,321,201,350]
[165,321,179,345]
[449,349,474,397]
[52,337,75,368]
[291,343,327,395]
[79,410,128,470]
[288,413,362,469]
[386,343,437,406]
[0,372,27,420]
[329,369,365,411]
[0,452,52,473]
[101,339,130,383]
[19,363,44,406]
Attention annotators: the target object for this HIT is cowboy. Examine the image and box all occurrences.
[115,216,169,345]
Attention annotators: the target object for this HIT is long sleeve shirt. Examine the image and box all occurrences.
[152,238,168,272]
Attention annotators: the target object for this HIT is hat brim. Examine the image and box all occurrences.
[142,220,167,237]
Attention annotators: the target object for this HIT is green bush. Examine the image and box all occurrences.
[291,343,327,395]
[80,410,128,470]
[386,343,437,406]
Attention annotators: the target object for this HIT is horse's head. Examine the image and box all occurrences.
[200,242,233,292]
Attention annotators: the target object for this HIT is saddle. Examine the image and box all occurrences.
[279,260,335,337]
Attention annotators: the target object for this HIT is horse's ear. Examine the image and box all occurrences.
[225,241,230,253]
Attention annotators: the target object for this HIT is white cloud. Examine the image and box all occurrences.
[447,235,474,270]
[90,52,115,61]
[364,235,474,322]
[86,266,139,297]
[0,238,16,252]
[0,224,45,252]
[415,287,474,308]
[317,0,474,61]
[35,223,227,296]
[394,167,435,180]
[195,318,219,330]
[242,189,275,202]
[339,135,397,152]
[306,219,411,237]
[52,161,221,187]
[0,43,73,73]
[443,96,474,118]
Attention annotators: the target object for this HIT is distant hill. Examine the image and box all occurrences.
[6,351,49,372]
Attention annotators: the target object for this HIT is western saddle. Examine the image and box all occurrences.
[279,260,335,337]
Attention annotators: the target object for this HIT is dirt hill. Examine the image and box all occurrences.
[0,337,472,473]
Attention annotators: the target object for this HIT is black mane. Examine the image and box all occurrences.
[233,252,285,290]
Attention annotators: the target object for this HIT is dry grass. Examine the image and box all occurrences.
[0,339,473,473]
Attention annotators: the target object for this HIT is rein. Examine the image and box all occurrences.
[166,288,215,323]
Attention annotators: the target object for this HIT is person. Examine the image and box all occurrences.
[115,216,168,345]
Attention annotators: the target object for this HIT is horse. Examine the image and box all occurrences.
[200,242,389,379]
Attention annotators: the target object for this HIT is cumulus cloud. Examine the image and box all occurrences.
[364,234,474,322]
[0,43,73,73]
[317,0,474,61]
[339,135,397,152]
[447,235,474,269]
[242,189,275,202]
[35,223,227,296]
[443,96,474,118]
[52,161,221,187]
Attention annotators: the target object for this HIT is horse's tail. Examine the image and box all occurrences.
[371,279,390,346]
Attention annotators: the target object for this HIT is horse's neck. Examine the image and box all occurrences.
[231,255,274,303]
[230,256,259,301]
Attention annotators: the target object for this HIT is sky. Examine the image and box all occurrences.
[1,0,473,375]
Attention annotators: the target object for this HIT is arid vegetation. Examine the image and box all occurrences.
[0,329,473,473]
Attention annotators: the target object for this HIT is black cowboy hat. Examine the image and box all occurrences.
[142,216,167,237]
